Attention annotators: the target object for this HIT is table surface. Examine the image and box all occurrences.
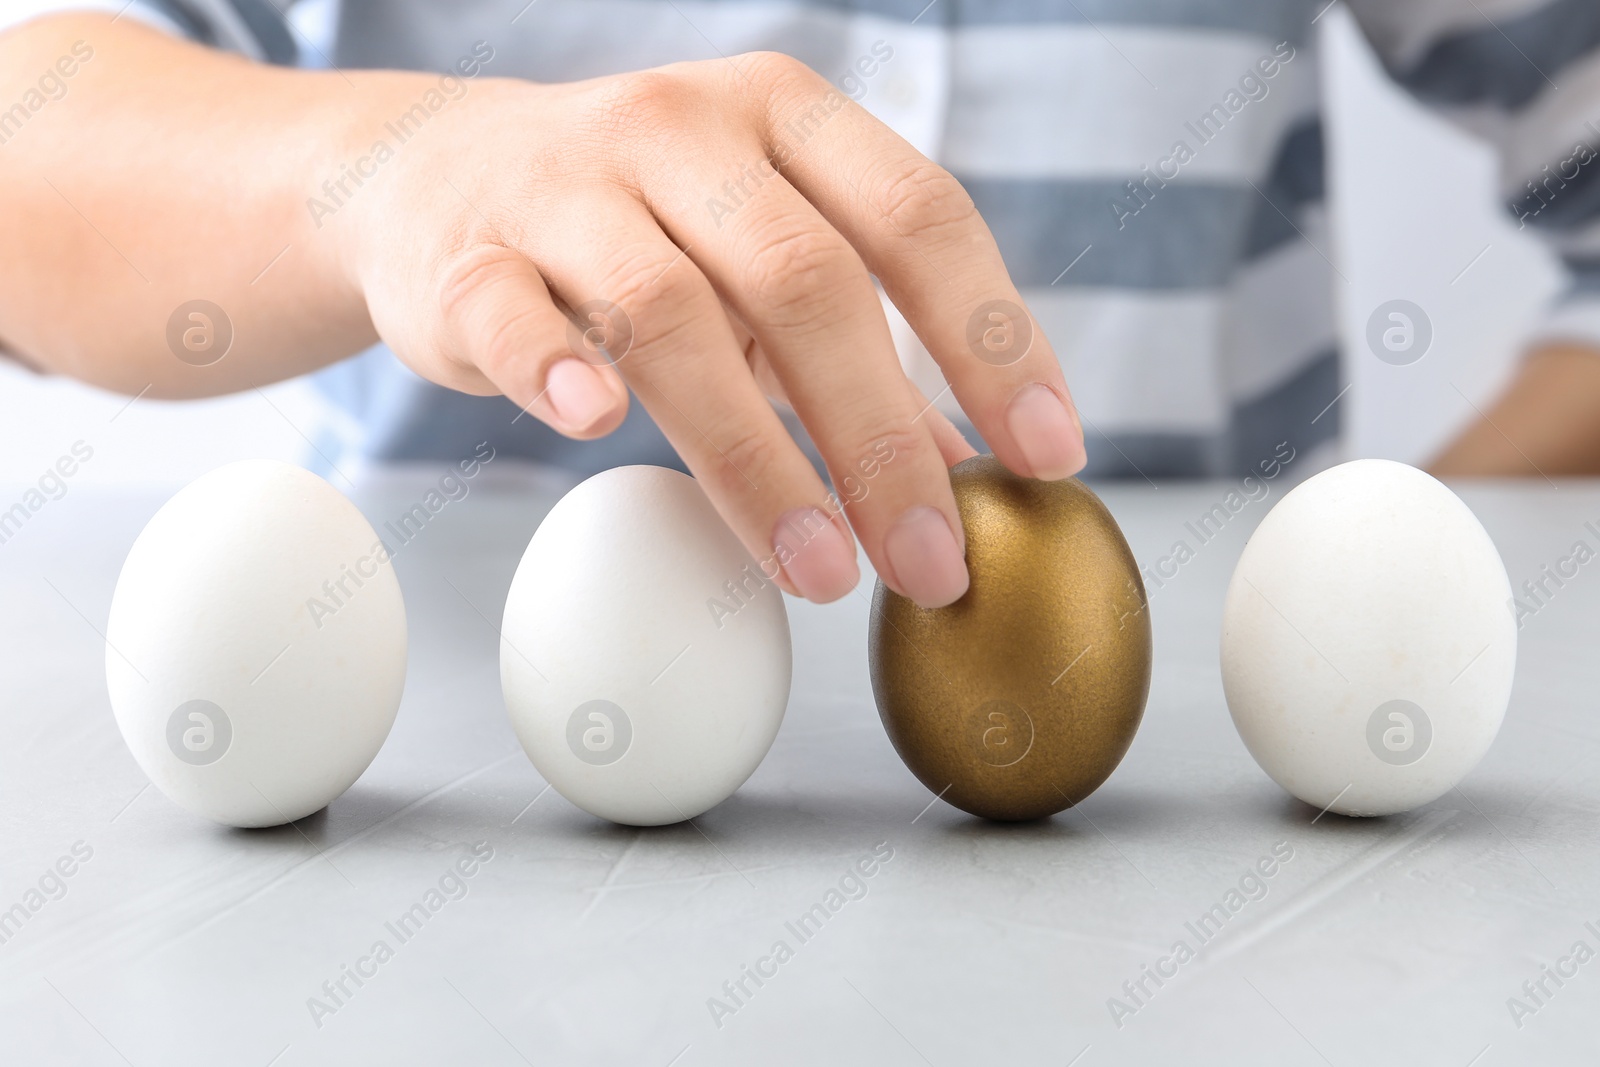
[2,470,1597,1066]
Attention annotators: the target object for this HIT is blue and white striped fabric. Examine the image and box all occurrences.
[12,0,1600,478]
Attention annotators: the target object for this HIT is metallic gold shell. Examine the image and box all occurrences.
[868,455,1152,821]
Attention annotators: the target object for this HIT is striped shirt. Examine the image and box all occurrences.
[13,0,1600,478]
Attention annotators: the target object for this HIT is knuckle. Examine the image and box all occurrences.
[838,425,925,477]
[742,50,824,95]
[597,248,706,358]
[740,227,858,321]
[434,248,553,376]
[877,162,976,241]
[476,304,548,380]
[704,422,778,498]
[435,246,509,326]
[587,69,698,136]
[820,423,933,506]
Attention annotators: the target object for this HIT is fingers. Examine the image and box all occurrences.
[745,305,978,468]
[418,58,1074,612]
[525,194,863,604]
[434,244,630,438]
[907,379,980,469]
[651,152,971,608]
[739,54,1087,482]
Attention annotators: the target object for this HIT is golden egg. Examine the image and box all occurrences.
[868,454,1152,821]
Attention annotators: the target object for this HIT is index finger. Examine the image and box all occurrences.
[745,55,1086,482]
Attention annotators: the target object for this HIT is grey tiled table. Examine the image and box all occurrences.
[1,472,1596,1065]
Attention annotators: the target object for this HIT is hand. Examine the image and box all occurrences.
[1,13,1087,610]
[344,54,1086,608]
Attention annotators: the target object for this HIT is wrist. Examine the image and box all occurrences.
[315,64,518,307]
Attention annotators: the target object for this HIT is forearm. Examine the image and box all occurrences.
[0,13,389,396]
[1429,342,1600,477]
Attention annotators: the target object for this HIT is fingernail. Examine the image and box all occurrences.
[544,358,615,432]
[1006,383,1086,480]
[773,507,859,603]
[884,506,968,609]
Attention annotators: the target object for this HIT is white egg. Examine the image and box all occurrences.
[106,460,407,827]
[1221,459,1515,816]
[500,466,792,826]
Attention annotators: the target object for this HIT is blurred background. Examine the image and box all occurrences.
[0,6,1564,487]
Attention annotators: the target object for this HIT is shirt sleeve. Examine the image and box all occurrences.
[2,0,297,65]
[1347,0,1600,350]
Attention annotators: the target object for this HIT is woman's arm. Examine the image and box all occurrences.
[1430,343,1600,476]
[0,13,374,393]
[0,13,1089,609]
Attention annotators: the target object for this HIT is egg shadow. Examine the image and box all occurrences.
[935,811,1090,844]
[223,778,513,850]
[529,789,909,844]
[1283,786,1520,840]
[1068,788,1178,831]
[922,785,1179,844]
[224,804,330,844]
[1271,794,1404,839]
